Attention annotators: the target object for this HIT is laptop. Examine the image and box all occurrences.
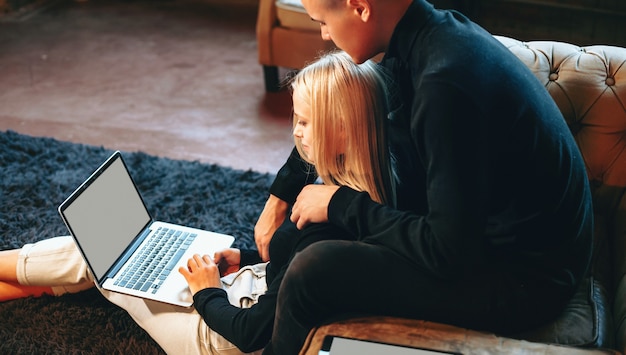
[58,151,235,307]
[319,336,461,355]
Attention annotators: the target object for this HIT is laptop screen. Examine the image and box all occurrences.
[59,153,151,282]
[319,336,461,355]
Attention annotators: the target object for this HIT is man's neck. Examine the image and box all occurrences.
[373,0,413,53]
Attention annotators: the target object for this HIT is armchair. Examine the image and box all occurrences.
[256,0,336,92]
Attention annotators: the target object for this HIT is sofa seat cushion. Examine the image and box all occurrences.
[506,184,625,349]
[275,0,319,31]
[510,275,613,349]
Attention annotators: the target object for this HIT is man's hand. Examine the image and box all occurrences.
[179,254,222,296]
[254,194,289,261]
[291,185,339,229]
[213,248,241,276]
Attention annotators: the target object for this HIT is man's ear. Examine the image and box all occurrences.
[347,0,371,21]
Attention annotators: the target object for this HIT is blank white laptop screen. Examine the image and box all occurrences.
[62,157,150,282]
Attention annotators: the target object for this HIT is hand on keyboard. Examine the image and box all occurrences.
[179,254,222,295]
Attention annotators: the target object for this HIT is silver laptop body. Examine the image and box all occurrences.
[58,151,234,307]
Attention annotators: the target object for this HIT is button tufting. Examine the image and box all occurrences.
[606,77,615,86]
[549,73,559,81]
[569,121,583,135]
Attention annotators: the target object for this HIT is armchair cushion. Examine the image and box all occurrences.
[275,0,318,31]
[256,0,334,91]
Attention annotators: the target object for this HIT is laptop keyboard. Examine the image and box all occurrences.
[113,226,197,294]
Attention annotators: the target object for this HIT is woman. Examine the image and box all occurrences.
[0,51,392,355]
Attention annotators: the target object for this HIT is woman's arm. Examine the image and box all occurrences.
[192,267,284,353]
[180,252,278,352]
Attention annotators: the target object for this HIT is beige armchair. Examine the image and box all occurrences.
[256,0,336,92]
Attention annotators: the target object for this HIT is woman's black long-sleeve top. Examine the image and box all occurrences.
[192,148,318,352]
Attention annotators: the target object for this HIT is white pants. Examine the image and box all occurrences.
[16,236,266,355]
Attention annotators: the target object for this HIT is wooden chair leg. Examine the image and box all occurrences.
[263,65,280,92]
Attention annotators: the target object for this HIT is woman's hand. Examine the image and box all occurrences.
[291,185,339,229]
[179,254,222,296]
[213,248,241,276]
[254,194,289,261]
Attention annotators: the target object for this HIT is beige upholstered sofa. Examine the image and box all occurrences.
[299,36,626,354]
[256,0,335,92]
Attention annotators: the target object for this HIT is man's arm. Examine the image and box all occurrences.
[255,147,317,260]
[254,195,289,261]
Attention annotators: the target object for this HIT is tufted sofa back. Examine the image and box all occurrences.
[496,36,626,185]
[496,36,626,352]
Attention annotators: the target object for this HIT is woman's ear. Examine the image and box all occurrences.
[347,0,371,21]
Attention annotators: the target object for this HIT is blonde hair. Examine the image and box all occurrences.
[290,51,392,204]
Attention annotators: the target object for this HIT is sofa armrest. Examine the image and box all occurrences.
[300,317,621,355]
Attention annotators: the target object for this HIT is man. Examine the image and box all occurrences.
[255,0,593,354]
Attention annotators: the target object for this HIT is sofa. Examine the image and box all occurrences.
[297,36,626,354]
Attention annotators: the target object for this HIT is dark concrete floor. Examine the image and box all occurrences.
[0,0,294,173]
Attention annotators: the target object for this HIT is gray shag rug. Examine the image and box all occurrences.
[0,130,273,354]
